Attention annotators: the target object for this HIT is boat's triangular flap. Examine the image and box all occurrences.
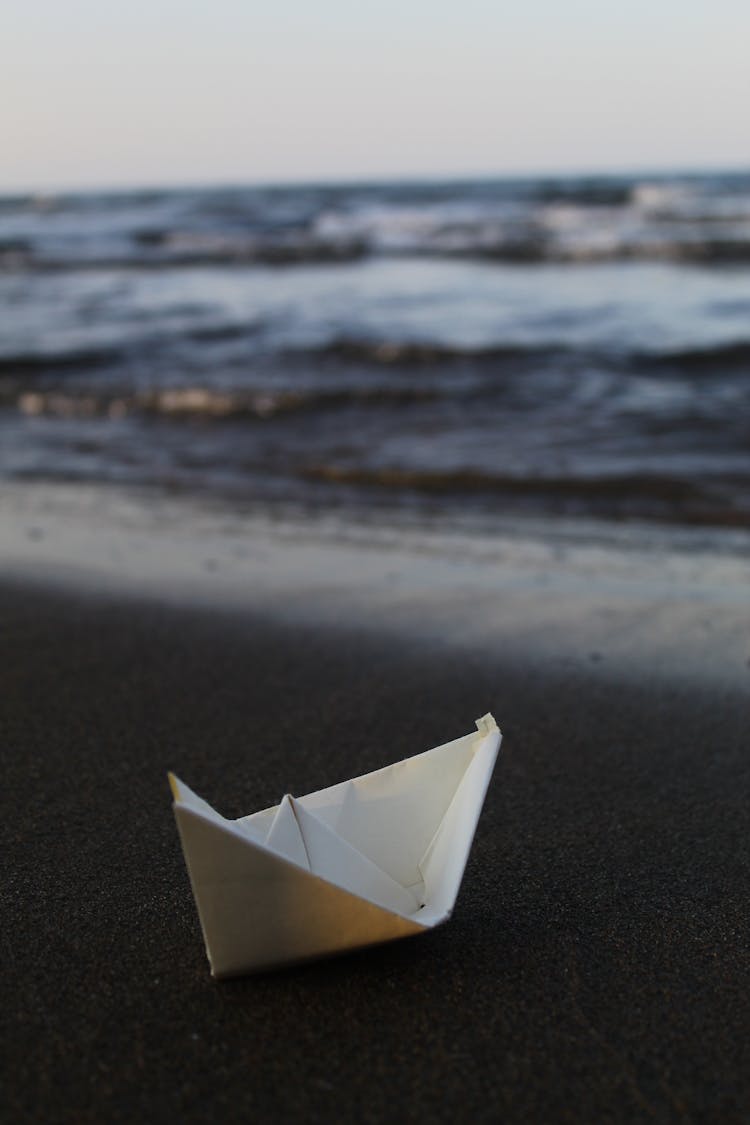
[173,803,426,977]
[266,794,310,870]
[306,714,500,888]
[169,773,223,821]
[171,774,267,845]
[289,796,420,917]
[417,723,501,924]
[238,723,486,834]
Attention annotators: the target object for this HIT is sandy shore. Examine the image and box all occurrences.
[1,484,749,1121]
[2,596,749,1119]
[2,481,750,689]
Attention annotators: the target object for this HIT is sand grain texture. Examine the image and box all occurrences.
[1,581,749,1123]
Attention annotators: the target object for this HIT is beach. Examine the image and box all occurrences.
[2,488,749,1123]
[2,169,750,1121]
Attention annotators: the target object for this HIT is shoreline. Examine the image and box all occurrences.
[1,480,749,690]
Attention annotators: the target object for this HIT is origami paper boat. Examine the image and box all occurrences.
[169,713,501,977]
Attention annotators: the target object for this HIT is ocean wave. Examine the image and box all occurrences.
[297,335,750,372]
[3,172,750,276]
[6,223,750,273]
[0,335,527,380]
[530,181,633,207]
[439,236,750,265]
[306,338,541,366]
[0,348,121,375]
[302,463,701,499]
[8,384,437,421]
[6,237,750,272]
[300,464,749,527]
[0,238,33,266]
[0,194,35,212]
[665,239,750,264]
[3,333,748,383]
[640,341,750,371]
[129,228,370,266]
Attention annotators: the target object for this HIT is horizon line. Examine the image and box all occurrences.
[2,160,749,198]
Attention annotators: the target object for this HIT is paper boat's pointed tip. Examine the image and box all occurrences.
[475,713,499,736]
[167,772,181,802]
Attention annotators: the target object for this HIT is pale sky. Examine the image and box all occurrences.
[2,0,749,191]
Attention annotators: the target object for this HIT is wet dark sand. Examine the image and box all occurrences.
[2,579,748,1123]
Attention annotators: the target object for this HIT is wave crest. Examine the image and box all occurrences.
[11,384,437,421]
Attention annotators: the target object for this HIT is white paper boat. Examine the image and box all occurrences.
[169,713,501,977]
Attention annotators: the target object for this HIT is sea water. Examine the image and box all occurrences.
[1,171,749,532]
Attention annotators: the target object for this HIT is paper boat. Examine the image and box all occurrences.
[169,713,501,977]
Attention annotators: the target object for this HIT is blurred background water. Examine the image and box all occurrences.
[1,169,749,531]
